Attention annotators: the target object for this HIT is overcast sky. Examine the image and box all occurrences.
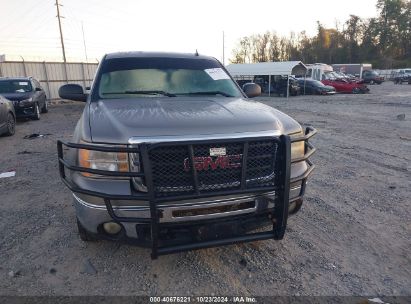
[0,0,378,63]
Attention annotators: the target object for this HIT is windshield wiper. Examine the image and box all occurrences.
[181,91,234,97]
[102,90,176,97]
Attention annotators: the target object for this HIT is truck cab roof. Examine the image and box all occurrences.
[104,51,215,61]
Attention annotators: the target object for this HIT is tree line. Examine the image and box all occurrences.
[230,0,411,69]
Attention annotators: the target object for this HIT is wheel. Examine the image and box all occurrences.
[352,87,361,94]
[5,112,15,136]
[41,100,48,113]
[32,103,40,120]
[77,218,98,241]
[369,80,375,85]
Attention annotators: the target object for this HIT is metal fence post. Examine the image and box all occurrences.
[81,62,86,88]
[268,74,271,97]
[63,62,68,84]
[43,61,51,100]
[21,56,27,77]
[287,75,289,99]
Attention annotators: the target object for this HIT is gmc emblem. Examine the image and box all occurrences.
[184,154,242,172]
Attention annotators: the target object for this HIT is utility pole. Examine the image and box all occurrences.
[81,21,91,85]
[222,31,225,65]
[55,0,66,63]
[81,21,89,63]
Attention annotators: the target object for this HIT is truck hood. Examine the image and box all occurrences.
[87,97,302,144]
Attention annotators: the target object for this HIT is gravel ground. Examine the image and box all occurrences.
[0,82,410,297]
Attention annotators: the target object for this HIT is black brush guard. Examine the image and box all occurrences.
[57,127,316,259]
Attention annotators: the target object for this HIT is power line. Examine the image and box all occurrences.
[0,0,47,36]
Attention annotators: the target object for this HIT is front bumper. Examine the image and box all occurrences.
[320,90,336,95]
[73,191,281,244]
[57,127,317,258]
[14,104,36,118]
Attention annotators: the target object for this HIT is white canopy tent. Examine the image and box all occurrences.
[226,61,307,97]
[226,61,307,77]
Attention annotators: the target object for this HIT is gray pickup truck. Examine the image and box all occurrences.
[57,52,316,259]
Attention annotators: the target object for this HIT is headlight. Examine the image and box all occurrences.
[291,133,305,160]
[78,143,129,178]
[19,98,33,107]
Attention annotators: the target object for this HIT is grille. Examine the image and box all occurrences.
[137,139,280,198]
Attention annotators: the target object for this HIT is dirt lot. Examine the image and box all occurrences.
[0,82,410,297]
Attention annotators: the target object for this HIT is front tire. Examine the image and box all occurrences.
[41,100,48,113]
[369,80,375,85]
[32,103,40,120]
[352,87,361,94]
[77,218,98,242]
[5,112,16,136]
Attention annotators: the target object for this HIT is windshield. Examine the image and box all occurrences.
[94,57,242,100]
[0,80,32,93]
[323,71,338,80]
[335,72,347,78]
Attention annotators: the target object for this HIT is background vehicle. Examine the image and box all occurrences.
[344,73,358,82]
[305,63,333,81]
[285,76,300,96]
[333,72,352,81]
[235,79,251,89]
[393,69,411,84]
[332,63,372,79]
[56,51,316,259]
[298,79,336,95]
[253,75,300,96]
[322,78,369,94]
[0,95,16,136]
[360,70,384,84]
[0,77,48,120]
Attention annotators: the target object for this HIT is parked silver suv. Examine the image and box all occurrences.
[57,52,316,259]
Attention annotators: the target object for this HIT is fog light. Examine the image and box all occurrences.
[103,222,122,235]
[288,198,303,215]
[288,201,297,213]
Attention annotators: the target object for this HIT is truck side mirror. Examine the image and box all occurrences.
[243,83,261,98]
[59,84,87,102]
